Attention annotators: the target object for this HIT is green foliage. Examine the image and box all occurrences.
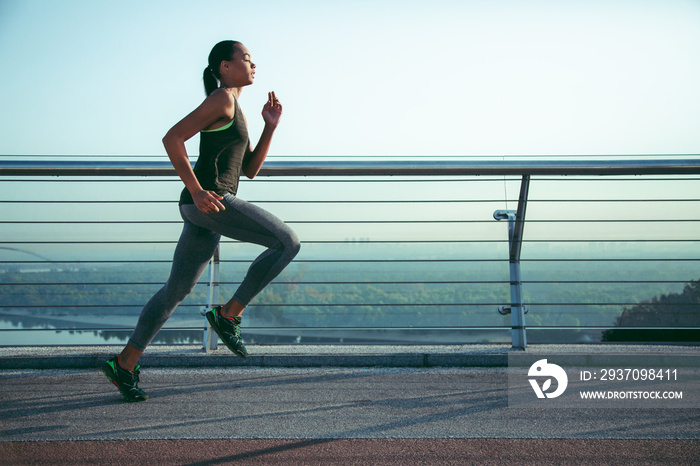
[602,279,700,342]
[1,263,697,343]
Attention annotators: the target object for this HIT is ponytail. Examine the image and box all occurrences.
[203,66,218,96]
[203,40,241,96]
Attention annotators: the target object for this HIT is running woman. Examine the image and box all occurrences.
[102,40,300,402]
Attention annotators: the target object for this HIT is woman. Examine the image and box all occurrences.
[102,40,300,402]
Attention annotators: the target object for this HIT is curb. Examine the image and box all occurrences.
[0,352,509,370]
[3,344,697,370]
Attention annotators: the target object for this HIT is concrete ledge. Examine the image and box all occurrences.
[1,344,697,370]
[0,346,509,369]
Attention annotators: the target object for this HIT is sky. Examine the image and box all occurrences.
[0,0,699,340]
[0,0,699,259]
[1,0,699,158]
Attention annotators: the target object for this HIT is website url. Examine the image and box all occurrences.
[580,390,683,400]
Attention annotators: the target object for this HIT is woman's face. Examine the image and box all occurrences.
[220,44,256,87]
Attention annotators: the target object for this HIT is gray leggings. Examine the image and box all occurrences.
[127,194,300,351]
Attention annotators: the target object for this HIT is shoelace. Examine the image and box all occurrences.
[218,310,242,338]
[232,320,242,338]
[225,319,242,338]
[121,366,140,384]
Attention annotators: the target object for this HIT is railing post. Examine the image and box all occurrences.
[202,244,220,351]
[494,175,530,350]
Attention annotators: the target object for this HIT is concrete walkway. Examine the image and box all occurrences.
[1,344,699,464]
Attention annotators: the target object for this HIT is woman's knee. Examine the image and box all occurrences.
[285,229,301,257]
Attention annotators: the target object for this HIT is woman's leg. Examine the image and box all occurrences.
[181,194,300,313]
[121,220,221,368]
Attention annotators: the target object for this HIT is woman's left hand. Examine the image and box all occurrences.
[262,91,283,127]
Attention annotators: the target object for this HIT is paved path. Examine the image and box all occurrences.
[2,345,699,464]
[1,366,699,464]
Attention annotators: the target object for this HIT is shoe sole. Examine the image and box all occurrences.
[205,311,249,358]
[101,362,148,402]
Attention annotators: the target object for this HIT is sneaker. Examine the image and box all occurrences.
[205,306,249,358]
[101,355,149,402]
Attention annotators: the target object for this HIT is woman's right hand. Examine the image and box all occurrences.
[193,190,226,214]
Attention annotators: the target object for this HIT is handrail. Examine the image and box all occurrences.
[2,157,699,349]
[1,158,700,176]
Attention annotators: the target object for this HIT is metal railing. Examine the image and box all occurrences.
[1,156,699,350]
[2,157,699,176]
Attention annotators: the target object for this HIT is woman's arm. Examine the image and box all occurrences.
[242,91,283,179]
[162,90,235,213]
